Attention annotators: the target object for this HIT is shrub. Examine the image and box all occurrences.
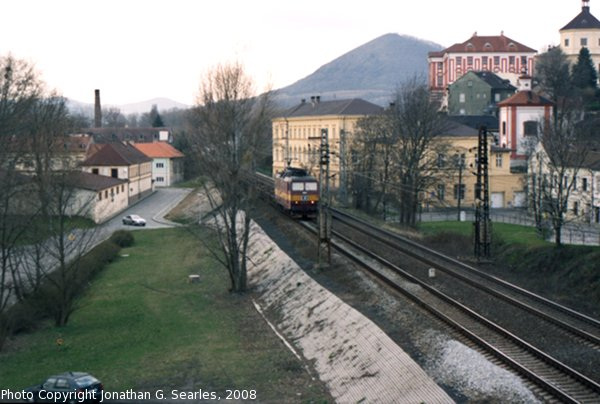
[111,230,135,248]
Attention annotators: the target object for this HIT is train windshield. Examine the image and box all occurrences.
[292,183,304,191]
[305,182,317,191]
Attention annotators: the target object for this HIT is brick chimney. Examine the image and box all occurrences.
[94,89,102,128]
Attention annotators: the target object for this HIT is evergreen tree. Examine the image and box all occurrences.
[571,47,598,90]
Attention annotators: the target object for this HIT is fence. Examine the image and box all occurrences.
[418,208,600,246]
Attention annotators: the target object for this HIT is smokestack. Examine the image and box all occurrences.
[94,89,102,128]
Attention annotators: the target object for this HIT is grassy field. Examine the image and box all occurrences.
[418,221,551,247]
[0,227,331,402]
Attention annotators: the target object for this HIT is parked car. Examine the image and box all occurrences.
[122,214,146,226]
[24,372,103,403]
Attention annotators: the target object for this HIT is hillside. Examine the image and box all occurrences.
[274,33,443,107]
[67,97,190,117]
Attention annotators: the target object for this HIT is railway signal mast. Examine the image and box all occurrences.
[474,126,491,259]
[317,128,332,266]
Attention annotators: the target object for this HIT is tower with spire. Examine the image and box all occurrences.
[560,0,600,69]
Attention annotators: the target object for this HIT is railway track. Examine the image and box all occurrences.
[253,172,600,402]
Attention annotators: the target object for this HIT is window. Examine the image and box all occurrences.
[482,56,488,66]
[456,56,462,66]
[92,168,99,175]
[502,121,507,135]
[459,93,465,103]
[494,56,500,65]
[574,201,579,215]
[156,176,164,182]
[509,56,515,65]
[55,378,69,389]
[495,93,501,102]
[437,184,445,200]
[495,154,503,168]
[454,184,466,200]
[521,56,527,67]
[565,38,570,47]
[105,190,108,198]
[581,37,588,46]
[467,80,473,87]
[156,162,164,168]
[306,182,318,191]
[121,185,125,192]
[437,153,445,168]
[98,192,102,201]
[467,56,473,66]
[291,183,304,191]
[583,177,588,191]
[111,168,118,178]
[573,176,578,190]
[524,121,538,136]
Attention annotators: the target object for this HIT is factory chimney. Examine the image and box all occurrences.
[94,89,102,128]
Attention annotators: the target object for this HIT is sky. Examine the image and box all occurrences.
[0,0,586,106]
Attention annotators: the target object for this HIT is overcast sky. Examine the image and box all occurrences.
[0,0,586,106]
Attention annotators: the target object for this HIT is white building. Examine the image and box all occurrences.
[133,142,185,187]
[560,0,600,72]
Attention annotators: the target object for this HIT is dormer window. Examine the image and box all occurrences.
[508,43,517,51]
[484,42,493,51]
[466,43,475,52]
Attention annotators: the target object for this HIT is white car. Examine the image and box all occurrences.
[122,214,146,226]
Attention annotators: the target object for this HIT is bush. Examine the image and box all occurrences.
[111,230,135,248]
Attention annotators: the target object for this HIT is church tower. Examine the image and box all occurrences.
[560,0,600,70]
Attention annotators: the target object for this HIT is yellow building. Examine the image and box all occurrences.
[427,122,526,209]
[560,1,600,71]
[272,97,383,187]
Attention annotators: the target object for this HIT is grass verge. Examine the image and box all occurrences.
[0,227,331,402]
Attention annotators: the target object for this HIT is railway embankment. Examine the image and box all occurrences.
[423,230,600,319]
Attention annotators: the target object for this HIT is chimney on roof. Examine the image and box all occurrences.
[94,89,102,128]
[316,95,320,103]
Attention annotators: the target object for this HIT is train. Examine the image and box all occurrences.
[274,167,319,217]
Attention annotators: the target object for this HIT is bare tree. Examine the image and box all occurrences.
[388,79,449,226]
[0,55,45,349]
[186,63,271,293]
[531,106,590,246]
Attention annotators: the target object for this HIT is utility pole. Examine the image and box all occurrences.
[457,153,464,221]
[317,128,331,266]
[474,126,491,259]
[339,128,348,206]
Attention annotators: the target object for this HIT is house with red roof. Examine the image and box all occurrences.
[428,32,537,107]
[497,74,554,163]
[133,142,184,187]
[80,142,153,203]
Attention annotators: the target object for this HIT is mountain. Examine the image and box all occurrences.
[273,33,444,107]
[67,97,190,117]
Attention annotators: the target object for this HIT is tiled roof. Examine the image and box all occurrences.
[80,142,151,166]
[133,142,184,158]
[448,115,500,131]
[439,34,536,54]
[561,5,600,30]
[472,72,516,91]
[497,91,554,107]
[279,98,383,118]
[435,120,480,137]
[85,127,170,144]
[65,171,127,191]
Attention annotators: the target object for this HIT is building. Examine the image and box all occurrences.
[133,142,185,187]
[497,74,554,162]
[271,97,383,187]
[560,0,600,72]
[64,171,129,223]
[428,33,537,106]
[447,71,516,116]
[80,142,153,203]
[85,127,173,144]
[529,142,600,223]
[426,121,525,210]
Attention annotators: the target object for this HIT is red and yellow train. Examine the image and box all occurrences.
[274,167,319,217]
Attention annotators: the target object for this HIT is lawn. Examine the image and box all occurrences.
[418,220,551,247]
[0,227,330,402]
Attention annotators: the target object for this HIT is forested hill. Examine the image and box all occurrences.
[273,33,444,107]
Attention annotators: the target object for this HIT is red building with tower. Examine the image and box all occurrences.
[428,32,537,107]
